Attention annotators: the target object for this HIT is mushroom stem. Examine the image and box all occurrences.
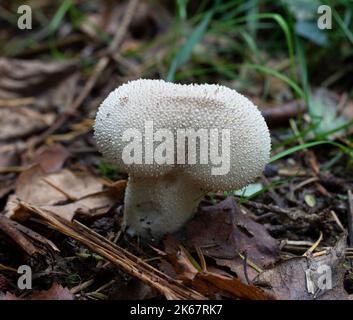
[123,173,204,238]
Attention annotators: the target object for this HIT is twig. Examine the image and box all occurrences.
[312,250,327,258]
[242,200,290,216]
[307,151,332,198]
[70,279,95,294]
[19,200,206,300]
[242,252,250,285]
[238,252,263,274]
[261,176,284,207]
[303,231,323,256]
[0,214,45,256]
[195,246,207,272]
[292,177,319,192]
[94,279,115,294]
[0,166,27,173]
[107,0,139,54]
[42,177,77,201]
[0,263,18,272]
[0,97,34,107]
[261,100,306,127]
[290,119,331,198]
[330,210,346,233]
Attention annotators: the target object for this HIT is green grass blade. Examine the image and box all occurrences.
[270,140,353,163]
[333,8,353,45]
[242,63,304,97]
[176,0,188,20]
[295,35,313,118]
[47,0,73,35]
[234,13,296,80]
[166,6,216,82]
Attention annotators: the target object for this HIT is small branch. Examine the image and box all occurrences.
[18,200,206,300]
[0,214,56,256]
[261,100,306,127]
[303,231,323,257]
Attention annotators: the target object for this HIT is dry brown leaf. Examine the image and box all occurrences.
[0,58,76,100]
[161,235,270,300]
[193,271,271,300]
[0,58,78,141]
[253,234,353,300]
[0,283,74,300]
[5,165,122,221]
[214,256,260,283]
[0,107,55,141]
[41,191,118,221]
[185,197,279,269]
[7,166,69,209]
[29,143,70,173]
[163,237,199,281]
[42,168,104,200]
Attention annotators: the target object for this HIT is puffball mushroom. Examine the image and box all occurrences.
[94,79,271,238]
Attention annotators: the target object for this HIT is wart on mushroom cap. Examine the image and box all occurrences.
[94,79,271,238]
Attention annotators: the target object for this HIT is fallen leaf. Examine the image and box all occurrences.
[0,58,78,141]
[5,165,123,221]
[214,256,259,283]
[0,58,76,100]
[41,191,118,221]
[192,271,271,300]
[0,107,55,141]
[7,166,69,210]
[0,283,74,300]
[161,235,270,300]
[185,197,279,268]
[28,143,70,173]
[309,88,353,138]
[253,234,353,300]
[163,237,199,281]
[41,168,104,200]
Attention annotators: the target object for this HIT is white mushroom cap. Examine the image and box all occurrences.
[94,79,271,238]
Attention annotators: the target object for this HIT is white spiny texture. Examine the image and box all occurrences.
[94,79,271,238]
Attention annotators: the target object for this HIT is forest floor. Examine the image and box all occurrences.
[0,0,353,300]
